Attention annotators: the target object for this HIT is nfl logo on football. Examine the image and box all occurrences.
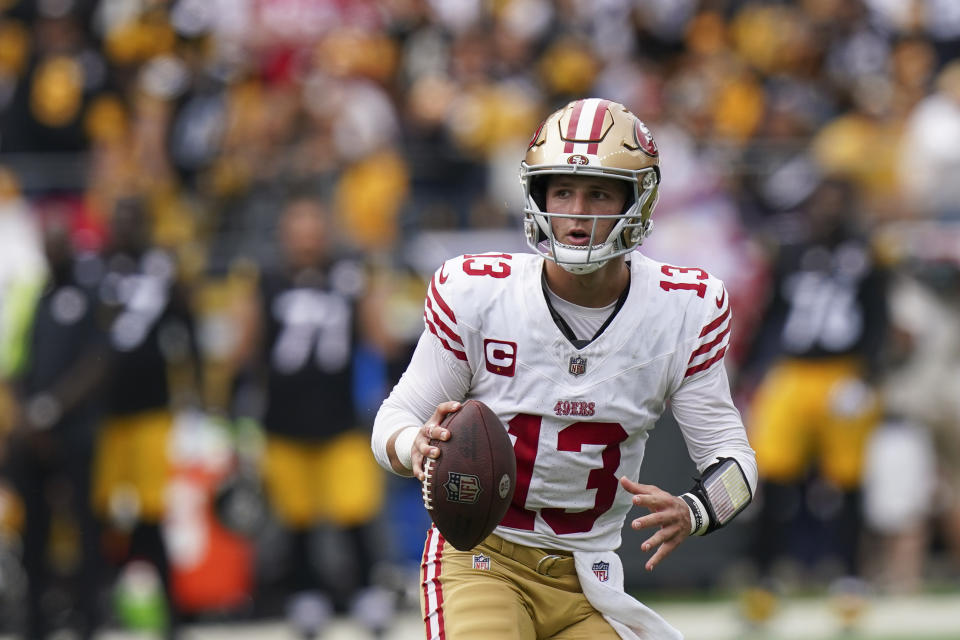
[444,472,482,504]
[472,554,491,571]
[568,355,587,376]
[592,560,610,582]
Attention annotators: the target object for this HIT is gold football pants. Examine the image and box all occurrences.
[749,357,880,489]
[261,429,384,529]
[92,409,173,523]
[420,529,618,640]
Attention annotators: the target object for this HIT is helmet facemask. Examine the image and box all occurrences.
[521,164,659,274]
[520,98,661,274]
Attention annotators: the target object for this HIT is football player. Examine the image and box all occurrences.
[91,197,201,636]
[372,99,758,640]
[742,176,889,600]
[229,191,392,638]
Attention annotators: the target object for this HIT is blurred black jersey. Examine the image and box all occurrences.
[99,249,197,415]
[259,257,365,440]
[757,234,888,363]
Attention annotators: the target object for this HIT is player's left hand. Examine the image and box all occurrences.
[620,476,691,571]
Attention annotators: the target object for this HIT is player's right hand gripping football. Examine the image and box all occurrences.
[413,401,461,481]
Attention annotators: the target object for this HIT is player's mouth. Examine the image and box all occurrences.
[564,228,595,246]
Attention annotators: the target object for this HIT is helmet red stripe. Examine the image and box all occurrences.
[563,99,585,153]
[586,99,609,154]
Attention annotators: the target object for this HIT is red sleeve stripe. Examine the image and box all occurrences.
[685,346,727,378]
[699,307,730,337]
[422,526,446,639]
[424,311,468,361]
[429,275,457,325]
[425,296,463,345]
[688,324,731,362]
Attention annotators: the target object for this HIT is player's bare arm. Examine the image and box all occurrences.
[620,476,692,571]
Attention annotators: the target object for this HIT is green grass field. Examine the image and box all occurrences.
[652,590,960,640]
[3,590,956,639]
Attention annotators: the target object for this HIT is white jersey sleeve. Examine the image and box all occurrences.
[682,279,732,381]
[371,257,481,473]
[371,330,473,472]
[668,277,757,493]
[671,363,758,494]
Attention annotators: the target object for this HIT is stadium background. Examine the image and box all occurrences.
[1,0,960,638]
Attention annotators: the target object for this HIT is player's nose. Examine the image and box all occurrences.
[562,189,591,217]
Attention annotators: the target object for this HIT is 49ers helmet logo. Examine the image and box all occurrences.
[527,119,546,150]
[567,154,589,165]
[634,120,658,157]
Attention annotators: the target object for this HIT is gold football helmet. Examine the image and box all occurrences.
[521,98,660,274]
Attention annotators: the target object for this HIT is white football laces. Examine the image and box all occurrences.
[422,457,435,510]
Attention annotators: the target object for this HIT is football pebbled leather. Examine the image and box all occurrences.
[422,399,516,551]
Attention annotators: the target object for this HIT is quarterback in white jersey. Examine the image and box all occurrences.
[372,99,757,640]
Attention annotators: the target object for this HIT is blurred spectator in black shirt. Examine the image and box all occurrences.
[2,207,108,639]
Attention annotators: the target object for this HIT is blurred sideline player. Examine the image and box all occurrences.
[1,209,108,639]
[741,177,889,603]
[90,198,202,637]
[866,229,960,591]
[372,99,757,640]
[229,190,392,638]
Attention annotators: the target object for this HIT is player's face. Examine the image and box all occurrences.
[281,199,328,267]
[544,175,628,247]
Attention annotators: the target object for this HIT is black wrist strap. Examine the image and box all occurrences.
[687,457,753,534]
[680,493,705,535]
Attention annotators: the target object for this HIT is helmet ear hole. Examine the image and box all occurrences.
[619,181,635,215]
[529,175,547,211]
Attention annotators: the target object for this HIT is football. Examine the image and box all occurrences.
[422,399,516,551]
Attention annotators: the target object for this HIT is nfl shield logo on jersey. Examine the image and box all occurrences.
[568,356,587,376]
[472,553,491,570]
[592,560,610,582]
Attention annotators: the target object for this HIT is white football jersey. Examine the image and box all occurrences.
[374,251,755,552]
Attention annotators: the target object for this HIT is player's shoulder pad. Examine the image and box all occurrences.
[640,256,731,377]
[645,258,727,316]
[424,253,523,361]
[685,272,732,379]
[428,253,521,314]
[693,272,729,323]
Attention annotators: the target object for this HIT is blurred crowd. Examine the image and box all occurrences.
[1,0,960,637]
